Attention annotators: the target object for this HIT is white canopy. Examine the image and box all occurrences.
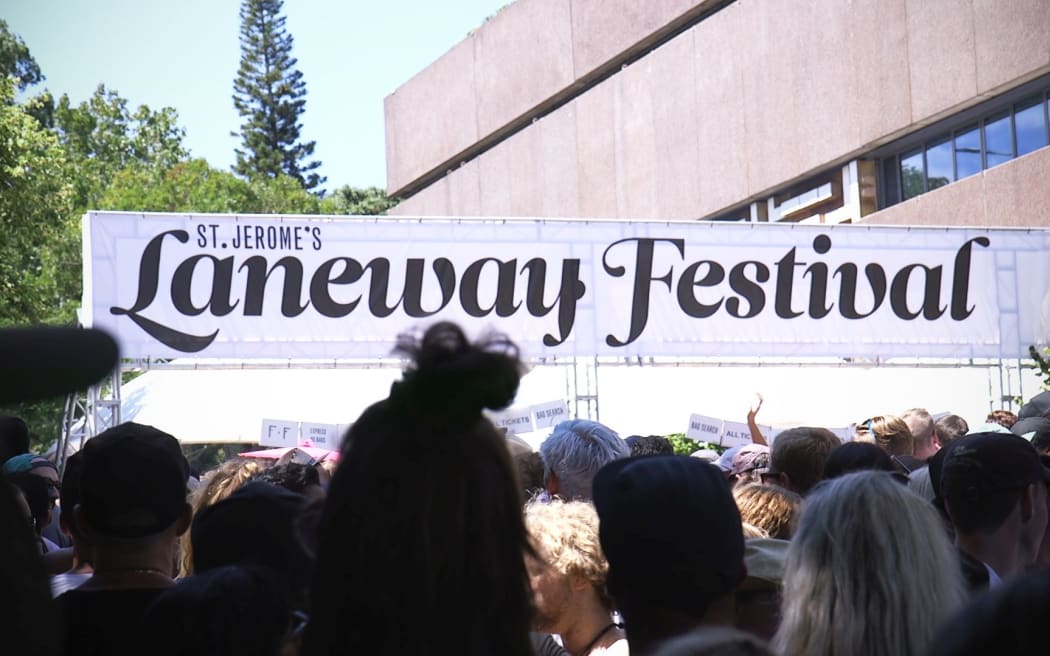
[101,361,1034,448]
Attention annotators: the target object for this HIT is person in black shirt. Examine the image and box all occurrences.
[56,423,191,656]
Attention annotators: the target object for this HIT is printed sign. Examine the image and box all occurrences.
[299,422,347,450]
[531,400,570,430]
[83,213,1050,361]
[259,419,299,448]
[687,414,723,442]
[490,408,535,434]
[721,421,754,449]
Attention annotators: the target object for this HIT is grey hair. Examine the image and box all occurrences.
[773,471,966,656]
[539,420,629,501]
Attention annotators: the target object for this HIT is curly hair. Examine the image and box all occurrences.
[525,499,610,608]
[733,483,800,540]
[986,409,1017,430]
[178,458,266,577]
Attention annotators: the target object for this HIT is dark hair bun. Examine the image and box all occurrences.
[392,322,524,420]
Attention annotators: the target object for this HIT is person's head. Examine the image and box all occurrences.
[191,481,313,609]
[902,408,937,459]
[1017,391,1050,421]
[304,322,534,656]
[6,472,52,539]
[987,409,1018,430]
[1,478,60,656]
[928,567,1050,656]
[76,422,191,568]
[512,450,546,502]
[2,453,60,503]
[541,419,629,501]
[524,499,610,634]
[0,416,29,465]
[774,471,967,656]
[765,427,840,495]
[1010,416,1050,444]
[941,433,1050,570]
[732,484,800,540]
[142,565,298,656]
[719,444,771,488]
[735,538,789,642]
[626,434,675,457]
[935,414,970,447]
[254,462,324,500]
[593,455,744,651]
[822,442,908,481]
[854,415,914,457]
[179,458,266,577]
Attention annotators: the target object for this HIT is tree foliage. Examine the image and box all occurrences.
[232,0,323,191]
[0,77,76,325]
[52,85,187,209]
[101,158,325,214]
[326,185,398,215]
[0,19,43,92]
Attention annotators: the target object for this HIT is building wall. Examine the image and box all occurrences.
[386,0,1050,225]
[384,0,720,195]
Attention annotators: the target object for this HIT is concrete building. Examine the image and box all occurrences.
[383,0,1050,227]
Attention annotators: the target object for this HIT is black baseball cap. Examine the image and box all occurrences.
[78,423,189,539]
[1018,392,1050,421]
[941,432,1050,502]
[592,455,743,614]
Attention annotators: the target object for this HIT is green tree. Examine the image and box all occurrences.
[232,0,323,191]
[100,158,325,215]
[0,19,43,92]
[0,76,76,325]
[52,84,187,210]
[0,76,78,453]
[324,185,398,215]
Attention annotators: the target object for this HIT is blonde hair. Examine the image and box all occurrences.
[741,522,770,539]
[855,415,914,456]
[733,483,800,540]
[773,472,967,656]
[524,499,610,607]
[177,458,266,577]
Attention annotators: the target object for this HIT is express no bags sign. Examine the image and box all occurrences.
[82,212,1050,361]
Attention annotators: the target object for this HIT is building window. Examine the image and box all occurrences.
[877,81,1050,208]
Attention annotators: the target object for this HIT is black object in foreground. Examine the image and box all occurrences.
[0,327,119,402]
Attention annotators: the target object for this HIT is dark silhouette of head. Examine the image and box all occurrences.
[303,322,534,656]
[0,416,29,465]
[594,455,744,653]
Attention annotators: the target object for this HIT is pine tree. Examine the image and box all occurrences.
[232,0,324,191]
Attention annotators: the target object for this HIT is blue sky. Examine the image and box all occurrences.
[6,0,510,191]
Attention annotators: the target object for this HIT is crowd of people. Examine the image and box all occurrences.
[5,321,1050,655]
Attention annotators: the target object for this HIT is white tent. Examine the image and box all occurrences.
[93,360,1038,449]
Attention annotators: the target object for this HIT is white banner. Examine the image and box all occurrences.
[83,213,1050,360]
